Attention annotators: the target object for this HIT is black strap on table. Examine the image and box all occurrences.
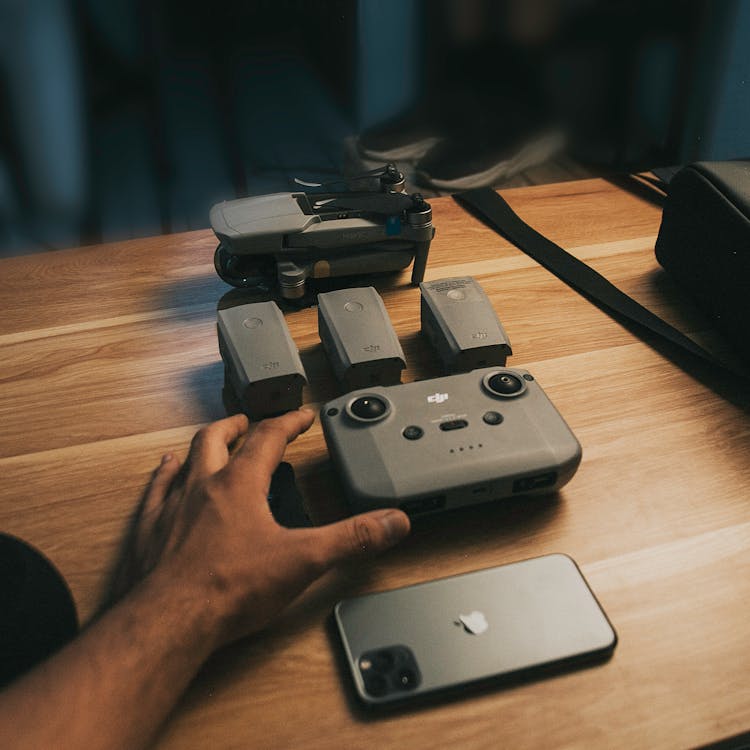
[453,186,747,379]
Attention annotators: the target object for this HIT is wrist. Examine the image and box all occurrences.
[139,554,230,659]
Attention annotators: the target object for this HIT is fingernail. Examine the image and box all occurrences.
[377,510,410,546]
[161,453,173,466]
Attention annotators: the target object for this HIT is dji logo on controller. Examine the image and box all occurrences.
[427,392,449,405]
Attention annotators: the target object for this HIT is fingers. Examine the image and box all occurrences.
[223,409,315,494]
[135,453,182,555]
[141,454,181,520]
[106,453,182,605]
[185,413,250,482]
[301,509,411,572]
[132,454,182,555]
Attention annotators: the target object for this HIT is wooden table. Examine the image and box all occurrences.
[2,178,749,749]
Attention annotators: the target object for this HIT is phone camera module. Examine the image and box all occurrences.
[347,395,390,422]
[358,645,421,698]
[483,370,526,398]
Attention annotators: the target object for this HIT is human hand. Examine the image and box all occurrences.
[108,410,410,648]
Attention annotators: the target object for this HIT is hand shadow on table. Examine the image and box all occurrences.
[184,360,228,423]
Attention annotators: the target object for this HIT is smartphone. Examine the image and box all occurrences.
[334,554,617,708]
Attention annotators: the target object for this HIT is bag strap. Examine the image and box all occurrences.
[453,186,748,379]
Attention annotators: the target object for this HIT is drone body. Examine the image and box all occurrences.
[210,166,435,300]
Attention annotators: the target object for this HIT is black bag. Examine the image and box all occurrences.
[655,161,750,364]
[454,163,750,378]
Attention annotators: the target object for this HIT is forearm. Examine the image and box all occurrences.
[0,410,409,749]
[0,559,223,750]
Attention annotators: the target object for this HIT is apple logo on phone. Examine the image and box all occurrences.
[456,610,489,635]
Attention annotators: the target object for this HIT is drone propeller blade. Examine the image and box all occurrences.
[352,163,398,178]
[294,177,326,188]
[293,163,403,192]
[312,197,338,209]
[315,192,416,215]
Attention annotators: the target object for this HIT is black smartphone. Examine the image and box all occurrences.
[334,554,617,708]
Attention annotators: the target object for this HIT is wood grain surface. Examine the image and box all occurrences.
[1,178,749,749]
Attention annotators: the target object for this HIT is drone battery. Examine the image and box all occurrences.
[217,301,307,420]
[318,287,406,391]
[420,276,512,372]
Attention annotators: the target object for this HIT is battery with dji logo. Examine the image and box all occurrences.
[318,287,406,393]
[217,300,308,420]
[420,276,512,373]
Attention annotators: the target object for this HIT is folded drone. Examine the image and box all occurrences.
[210,164,435,300]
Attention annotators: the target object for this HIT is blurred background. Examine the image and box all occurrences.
[0,0,748,257]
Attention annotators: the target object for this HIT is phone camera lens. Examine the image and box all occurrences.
[348,395,389,422]
[396,668,418,691]
[371,649,395,672]
[363,673,389,697]
[483,371,526,398]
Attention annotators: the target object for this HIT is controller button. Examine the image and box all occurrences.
[488,373,523,394]
[483,370,527,398]
[326,408,339,417]
[350,396,387,420]
[483,411,503,425]
[403,425,424,440]
[523,373,534,381]
[439,419,468,432]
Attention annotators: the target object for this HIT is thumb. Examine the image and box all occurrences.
[306,509,411,569]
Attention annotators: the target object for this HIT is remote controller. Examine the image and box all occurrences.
[320,367,581,516]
